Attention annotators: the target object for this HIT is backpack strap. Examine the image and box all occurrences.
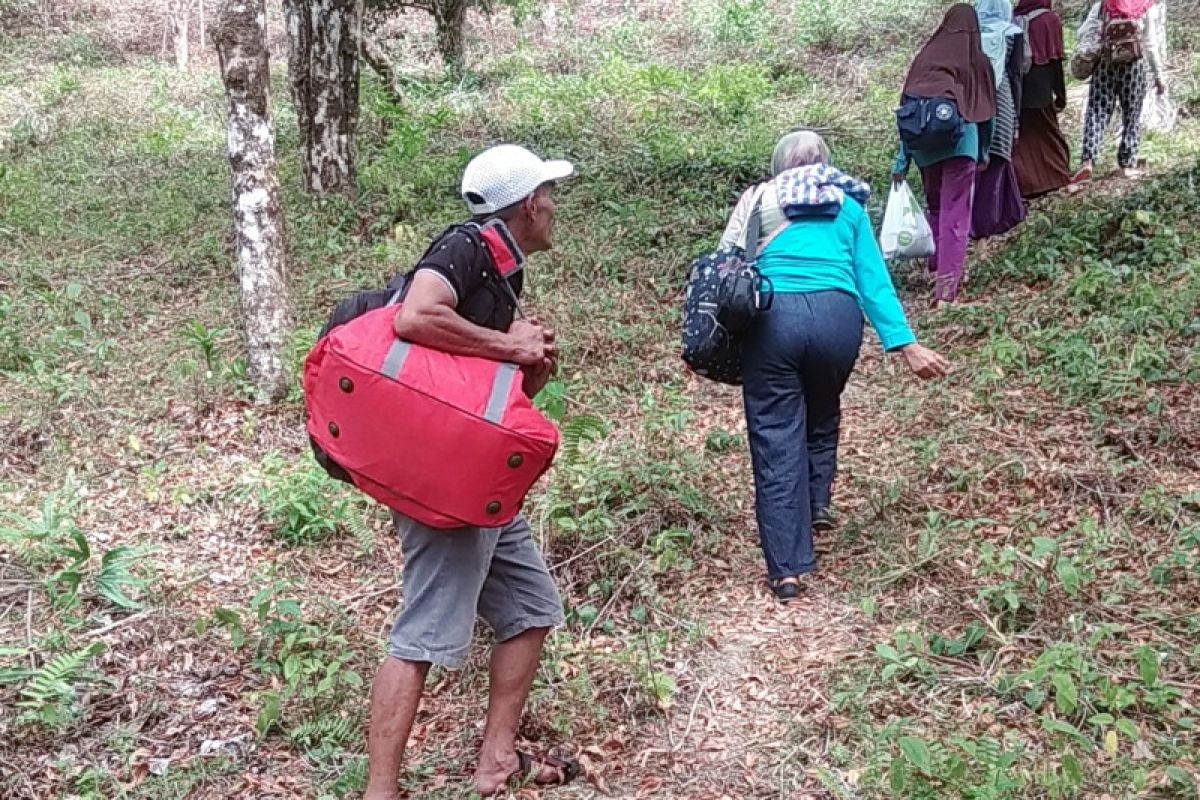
[399,221,527,319]
[463,219,527,320]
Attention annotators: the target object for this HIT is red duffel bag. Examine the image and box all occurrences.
[303,306,559,529]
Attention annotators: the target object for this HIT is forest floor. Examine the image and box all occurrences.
[2,1,1199,798]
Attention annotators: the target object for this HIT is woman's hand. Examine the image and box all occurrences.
[900,343,949,380]
[892,171,907,187]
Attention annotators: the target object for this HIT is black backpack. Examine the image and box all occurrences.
[681,190,774,385]
[896,94,965,153]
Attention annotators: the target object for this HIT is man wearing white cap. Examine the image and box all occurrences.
[365,144,580,798]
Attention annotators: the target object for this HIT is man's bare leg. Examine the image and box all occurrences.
[364,656,430,800]
[473,627,560,795]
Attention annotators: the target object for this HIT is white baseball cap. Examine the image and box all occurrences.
[461,144,575,215]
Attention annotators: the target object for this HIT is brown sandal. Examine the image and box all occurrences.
[508,750,582,789]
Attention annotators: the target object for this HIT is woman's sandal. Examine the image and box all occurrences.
[507,751,582,790]
[769,577,801,602]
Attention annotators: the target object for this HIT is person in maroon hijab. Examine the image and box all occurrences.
[892,4,997,305]
[1012,0,1071,197]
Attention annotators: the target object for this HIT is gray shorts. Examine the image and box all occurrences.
[386,512,564,668]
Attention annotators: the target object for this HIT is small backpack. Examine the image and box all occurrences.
[1016,8,1049,74]
[681,187,774,385]
[896,95,965,153]
[1102,15,1143,65]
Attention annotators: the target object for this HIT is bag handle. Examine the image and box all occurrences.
[744,183,766,264]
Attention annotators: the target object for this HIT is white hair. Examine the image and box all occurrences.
[770,130,831,176]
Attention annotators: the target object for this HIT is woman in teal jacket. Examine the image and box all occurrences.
[721,131,948,601]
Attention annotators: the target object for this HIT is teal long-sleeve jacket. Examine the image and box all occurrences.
[757,196,916,352]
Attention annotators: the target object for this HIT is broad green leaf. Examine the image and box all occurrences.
[283,654,301,684]
[898,736,932,773]
[1055,557,1081,596]
[888,757,909,793]
[650,672,676,701]
[1164,766,1195,787]
[1135,646,1158,686]
[256,692,280,738]
[1115,718,1139,739]
[875,643,901,662]
[1042,716,1086,742]
[1062,752,1083,785]
[1051,671,1079,714]
[1088,713,1115,726]
[1031,536,1058,558]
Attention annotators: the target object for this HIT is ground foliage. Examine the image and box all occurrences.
[1,0,1199,797]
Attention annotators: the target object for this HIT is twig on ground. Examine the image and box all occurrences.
[82,609,153,641]
[869,552,940,587]
[25,590,34,670]
[548,535,617,573]
[336,583,397,609]
[673,680,708,751]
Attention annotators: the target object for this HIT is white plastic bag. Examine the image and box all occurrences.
[1141,91,1177,133]
[880,180,935,260]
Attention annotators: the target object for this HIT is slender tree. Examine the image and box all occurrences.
[170,0,191,69]
[283,0,361,195]
[216,0,290,402]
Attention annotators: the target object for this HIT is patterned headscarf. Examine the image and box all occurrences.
[774,164,871,218]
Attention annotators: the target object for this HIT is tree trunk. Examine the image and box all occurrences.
[216,0,290,402]
[199,0,207,50]
[172,0,190,69]
[543,2,557,41]
[433,0,467,77]
[283,0,360,195]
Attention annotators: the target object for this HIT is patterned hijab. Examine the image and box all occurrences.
[774,164,871,219]
[903,4,997,124]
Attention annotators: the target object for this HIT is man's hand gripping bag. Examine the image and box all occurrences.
[303,309,559,529]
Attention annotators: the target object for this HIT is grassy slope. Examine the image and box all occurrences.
[1,1,1198,798]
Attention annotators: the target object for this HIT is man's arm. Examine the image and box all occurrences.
[393,271,551,367]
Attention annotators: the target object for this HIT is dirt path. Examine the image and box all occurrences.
[581,362,902,799]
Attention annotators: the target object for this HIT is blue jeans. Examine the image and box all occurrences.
[742,291,863,579]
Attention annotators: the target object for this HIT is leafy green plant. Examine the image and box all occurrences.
[180,320,226,375]
[257,456,351,545]
[3,490,152,610]
[18,642,105,728]
[205,583,363,736]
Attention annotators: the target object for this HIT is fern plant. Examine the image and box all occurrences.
[344,505,376,558]
[559,414,608,464]
[289,714,358,750]
[18,642,105,727]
